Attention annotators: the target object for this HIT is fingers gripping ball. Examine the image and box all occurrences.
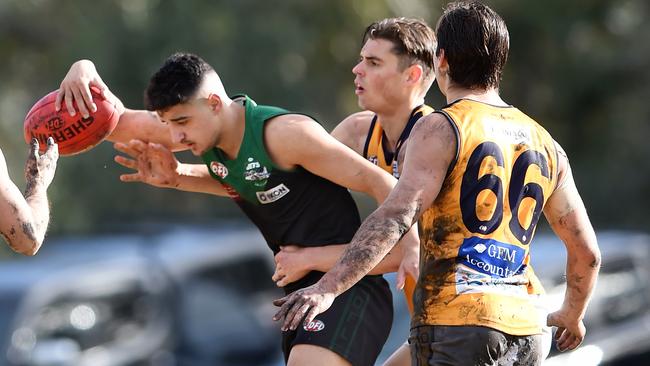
[23,87,119,156]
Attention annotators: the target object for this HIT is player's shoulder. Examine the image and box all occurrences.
[330,111,375,153]
[266,113,318,130]
[338,111,374,134]
[414,111,453,134]
[264,113,326,143]
[333,110,374,140]
[409,112,458,152]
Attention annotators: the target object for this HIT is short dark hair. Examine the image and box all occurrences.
[362,17,436,81]
[435,1,509,90]
[144,52,214,111]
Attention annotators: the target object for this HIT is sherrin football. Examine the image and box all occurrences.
[23,87,119,156]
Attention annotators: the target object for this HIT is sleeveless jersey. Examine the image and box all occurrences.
[362,104,433,315]
[201,95,362,293]
[413,99,558,336]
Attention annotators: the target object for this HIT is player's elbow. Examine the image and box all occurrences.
[587,246,602,271]
[10,223,43,256]
[571,240,601,271]
[9,238,41,256]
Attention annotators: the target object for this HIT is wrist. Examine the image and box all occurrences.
[24,179,47,197]
[559,303,585,321]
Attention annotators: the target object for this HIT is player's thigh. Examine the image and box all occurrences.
[382,342,411,366]
[287,344,351,366]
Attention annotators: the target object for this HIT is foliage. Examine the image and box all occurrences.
[0,0,647,234]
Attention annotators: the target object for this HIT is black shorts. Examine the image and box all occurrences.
[409,325,543,366]
[281,274,393,366]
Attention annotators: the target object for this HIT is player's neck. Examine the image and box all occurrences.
[375,99,423,149]
[215,102,246,160]
[445,85,507,107]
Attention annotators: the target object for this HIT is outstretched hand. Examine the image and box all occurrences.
[547,309,586,352]
[113,140,180,188]
[273,283,335,332]
[25,137,58,190]
[55,60,122,119]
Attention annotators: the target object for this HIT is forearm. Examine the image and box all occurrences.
[546,174,601,320]
[369,174,396,206]
[20,182,50,255]
[562,245,600,319]
[108,109,185,151]
[556,212,600,319]
[319,203,417,295]
[307,244,400,275]
[173,164,228,196]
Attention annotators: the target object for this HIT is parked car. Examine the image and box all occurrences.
[0,224,284,366]
[7,225,645,366]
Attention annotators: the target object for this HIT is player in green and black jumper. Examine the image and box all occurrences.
[56,53,421,366]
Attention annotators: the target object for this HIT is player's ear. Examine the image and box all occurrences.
[206,93,222,112]
[435,48,449,75]
[406,64,424,84]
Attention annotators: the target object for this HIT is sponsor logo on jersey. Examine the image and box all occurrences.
[457,237,526,278]
[245,157,270,187]
[303,319,325,332]
[210,161,229,179]
[367,156,378,165]
[455,265,528,297]
[483,119,532,145]
[256,183,290,204]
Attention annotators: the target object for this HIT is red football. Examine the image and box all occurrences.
[23,87,119,156]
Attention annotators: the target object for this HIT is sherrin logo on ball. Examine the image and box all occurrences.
[23,87,119,156]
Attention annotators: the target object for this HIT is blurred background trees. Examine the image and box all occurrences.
[0,0,647,236]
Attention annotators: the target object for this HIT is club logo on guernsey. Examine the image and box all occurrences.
[210,161,229,179]
[303,319,325,332]
[457,237,526,278]
[244,157,270,187]
[256,184,290,204]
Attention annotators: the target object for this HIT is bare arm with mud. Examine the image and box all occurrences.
[0,138,58,255]
[544,143,601,352]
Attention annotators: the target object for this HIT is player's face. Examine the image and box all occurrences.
[352,38,410,112]
[158,99,220,156]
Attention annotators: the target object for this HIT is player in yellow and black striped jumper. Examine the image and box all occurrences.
[275,2,601,365]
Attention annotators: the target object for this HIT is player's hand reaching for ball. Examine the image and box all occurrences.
[114,139,181,189]
[24,137,59,190]
[55,59,124,119]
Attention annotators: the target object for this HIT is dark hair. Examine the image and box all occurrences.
[362,17,436,80]
[144,52,214,111]
[435,1,509,90]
